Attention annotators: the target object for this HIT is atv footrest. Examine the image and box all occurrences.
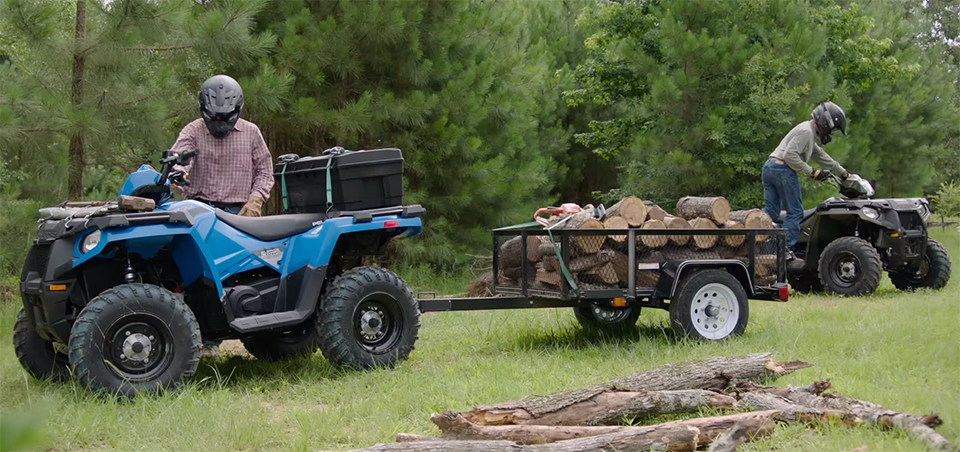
[230,312,305,333]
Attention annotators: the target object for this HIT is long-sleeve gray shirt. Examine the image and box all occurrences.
[769,120,846,177]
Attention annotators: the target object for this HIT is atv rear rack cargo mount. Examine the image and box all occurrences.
[418,227,789,317]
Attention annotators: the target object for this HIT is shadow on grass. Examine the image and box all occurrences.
[506,319,679,353]
[191,353,354,390]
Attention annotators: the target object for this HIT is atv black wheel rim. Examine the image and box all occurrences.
[906,256,931,283]
[591,304,633,323]
[354,294,402,354]
[105,315,173,380]
[831,252,862,288]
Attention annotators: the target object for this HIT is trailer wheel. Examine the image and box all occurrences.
[318,266,420,369]
[669,270,748,341]
[574,303,641,333]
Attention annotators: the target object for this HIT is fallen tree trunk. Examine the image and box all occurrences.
[394,410,777,450]
[705,423,753,452]
[461,353,810,426]
[461,389,736,427]
[739,391,863,427]
[676,197,730,225]
[605,197,647,227]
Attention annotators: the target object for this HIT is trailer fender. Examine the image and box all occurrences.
[657,260,754,298]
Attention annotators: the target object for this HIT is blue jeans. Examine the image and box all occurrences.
[762,158,803,249]
[222,205,241,215]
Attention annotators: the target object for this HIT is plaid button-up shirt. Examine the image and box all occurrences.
[171,118,274,203]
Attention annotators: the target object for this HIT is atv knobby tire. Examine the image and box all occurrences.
[68,284,201,397]
[818,237,883,296]
[13,308,71,380]
[890,238,952,291]
[318,266,419,369]
[241,320,321,361]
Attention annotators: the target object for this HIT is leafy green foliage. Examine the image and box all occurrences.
[931,181,960,217]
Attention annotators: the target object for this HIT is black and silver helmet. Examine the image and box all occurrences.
[811,101,846,145]
[199,74,244,139]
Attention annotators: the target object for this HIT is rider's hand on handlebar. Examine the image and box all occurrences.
[811,169,833,181]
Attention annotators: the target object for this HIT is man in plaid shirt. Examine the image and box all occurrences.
[171,74,273,216]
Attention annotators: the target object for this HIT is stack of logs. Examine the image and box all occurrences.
[316,353,955,452]
[497,196,777,291]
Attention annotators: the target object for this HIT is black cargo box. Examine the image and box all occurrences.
[274,148,403,213]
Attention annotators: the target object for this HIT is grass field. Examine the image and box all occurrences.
[1,228,958,452]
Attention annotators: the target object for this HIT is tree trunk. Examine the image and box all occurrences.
[604,197,647,226]
[461,353,810,427]
[461,390,736,427]
[536,268,562,287]
[543,256,560,272]
[500,235,543,269]
[728,210,764,229]
[579,262,619,285]
[640,219,669,249]
[68,0,87,199]
[550,211,605,255]
[720,221,746,247]
[738,392,863,427]
[705,423,753,452]
[390,411,777,451]
[663,216,692,246]
[566,249,614,273]
[756,211,774,242]
[688,218,719,249]
[647,205,668,222]
[502,261,535,281]
[676,197,730,225]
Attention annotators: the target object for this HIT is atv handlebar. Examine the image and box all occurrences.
[158,149,198,187]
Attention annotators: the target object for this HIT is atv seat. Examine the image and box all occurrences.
[215,210,327,242]
[775,208,818,225]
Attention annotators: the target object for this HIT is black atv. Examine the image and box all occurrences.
[778,174,951,296]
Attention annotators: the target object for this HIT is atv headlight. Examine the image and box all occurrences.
[81,230,101,254]
[860,206,880,220]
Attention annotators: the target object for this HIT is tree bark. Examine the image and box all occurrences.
[640,219,669,248]
[579,262,619,285]
[688,218,719,249]
[461,354,809,427]
[728,210,764,229]
[550,211,605,255]
[566,249,614,273]
[738,392,863,427]
[676,197,730,225]
[68,0,87,199]
[500,235,542,269]
[536,268,562,287]
[756,211,774,242]
[604,197,647,226]
[705,423,753,452]
[720,221,746,247]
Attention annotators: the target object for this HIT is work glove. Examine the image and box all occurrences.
[811,169,833,181]
[841,171,851,180]
[238,193,264,217]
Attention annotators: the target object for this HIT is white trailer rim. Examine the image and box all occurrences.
[690,282,739,340]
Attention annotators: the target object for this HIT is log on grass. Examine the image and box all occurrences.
[500,235,542,269]
[688,218,719,249]
[640,219,669,248]
[605,196,647,226]
[738,391,863,427]
[728,209,764,229]
[404,410,777,449]
[663,215,692,246]
[461,353,811,426]
[705,423,753,452]
[676,197,730,225]
[647,205,668,222]
[720,221,746,247]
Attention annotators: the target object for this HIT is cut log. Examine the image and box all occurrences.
[502,261,535,281]
[466,272,495,297]
[601,216,629,244]
[567,249,614,273]
[688,218,719,249]
[640,219,669,248]
[410,410,777,449]
[580,262,619,285]
[500,235,542,269]
[647,205,668,222]
[676,197,730,225]
[462,353,810,426]
[663,215,692,246]
[765,380,957,452]
[720,221,746,247]
[550,211,605,255]
[756,210,774,242]
[728,209,764,229]
[543,256,560,273]
[608,251,630,284]
[539,242,558,257]
[536,269,562,287]
[604,196,647,226]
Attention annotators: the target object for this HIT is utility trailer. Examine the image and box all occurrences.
[419,227,790,340]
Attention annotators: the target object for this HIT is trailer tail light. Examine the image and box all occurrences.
[613,297,626,307]
[779,286,790,301]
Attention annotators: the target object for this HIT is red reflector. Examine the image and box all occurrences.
[383,221,400,228]
[779,286,790,301]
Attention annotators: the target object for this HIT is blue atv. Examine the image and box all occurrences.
[15,148,424,396]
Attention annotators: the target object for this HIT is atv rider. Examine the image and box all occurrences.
[171,74,274,357]
[171,74,274,217]
[763,101,850,260]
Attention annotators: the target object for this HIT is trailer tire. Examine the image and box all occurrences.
[319,267,420,369]
[670,270,748,341]
[574,303,640,333]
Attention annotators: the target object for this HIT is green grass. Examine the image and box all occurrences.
[1,229,958,452]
